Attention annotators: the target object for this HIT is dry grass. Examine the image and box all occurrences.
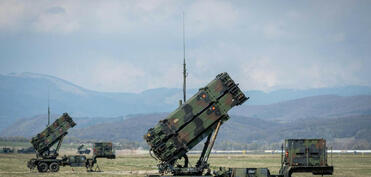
[0,153,370,177]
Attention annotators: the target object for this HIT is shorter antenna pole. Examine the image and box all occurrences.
[182,12,187,103]
[281,143,283,169]
[47,88,50,127]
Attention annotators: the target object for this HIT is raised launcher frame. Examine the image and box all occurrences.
[26,114,115,173]
[27,113,76,172]
[145,72,248,176]
[279,139,334,177]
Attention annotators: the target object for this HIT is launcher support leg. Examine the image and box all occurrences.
[196,120,223,171]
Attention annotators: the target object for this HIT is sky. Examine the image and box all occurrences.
[0,0,370,93]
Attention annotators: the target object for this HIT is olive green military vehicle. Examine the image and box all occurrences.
[279,139,333,177]
[27,113,116,173]
[17,146,35,154]
[77,144,91,154]
[27,113,77,172]
[145,73,335,177]
[1,147,14,153]
[86,142,116,172]
[145,72,276,177]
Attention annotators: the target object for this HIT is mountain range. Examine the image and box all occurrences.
[2,101,371,149]
[1,72,371,149]
[1,72,371,130]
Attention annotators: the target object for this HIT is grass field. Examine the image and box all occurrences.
[0,153,370,177]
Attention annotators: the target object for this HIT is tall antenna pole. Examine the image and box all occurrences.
[47,87,50,127]
[182,12,187,103]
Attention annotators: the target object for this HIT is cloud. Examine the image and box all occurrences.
[0,1,370,92]
[331,33,346,42]
[58,57,146,93]
[262,23,286,39]
[0,1,25,30]
[187,0,239,35]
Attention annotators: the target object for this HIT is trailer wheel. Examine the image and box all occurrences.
[37,162,48,172]
[49,162,60,172]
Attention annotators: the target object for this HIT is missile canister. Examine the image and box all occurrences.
[145,72,248,164]
[30,113,76,155]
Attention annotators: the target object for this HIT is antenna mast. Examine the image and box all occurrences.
[47,87,50,127]
[182,12,187,103]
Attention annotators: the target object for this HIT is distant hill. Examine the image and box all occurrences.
[3,113,371,150]
[2,94,371,149]
[232,95,371,121]
[0,114,123,138]
[246,86,371,105]
[1,72,371,131]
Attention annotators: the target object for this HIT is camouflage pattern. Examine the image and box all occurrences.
[65,155,87,167]
[284,139,327,167]
[93,142,115,159]
[149,168,273,177]
[279,139,333,177]
[30,113,76,154]
[145,72,247,165]
[214,168,272,177]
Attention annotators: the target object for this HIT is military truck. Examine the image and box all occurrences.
[2,147,14,153]
[145,72,271,176]
[86,142,116,172]
[77,144,91,154]
[279,139,333,177]
[27,113,116,173]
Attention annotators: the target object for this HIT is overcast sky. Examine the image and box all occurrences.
[0,0,370,92]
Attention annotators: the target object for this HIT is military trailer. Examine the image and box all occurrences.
[279,139,333,177]
[27,113,116,173]
[27,113,77,172]
[145,72,262,176]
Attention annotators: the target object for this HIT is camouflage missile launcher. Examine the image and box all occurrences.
[31,113,76,157]
[28,114,116,173]
[27,113,77,172]
[145,72,248,175]
[279,139,333,177]
[93,142,115,159]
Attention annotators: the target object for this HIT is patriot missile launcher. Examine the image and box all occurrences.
[27,113,76,172]
[30,113,76,159]
[27,113,116,173]
[145,72,248,175]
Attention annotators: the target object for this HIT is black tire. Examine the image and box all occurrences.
[49,162,59,172]
[37,162,48,172]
